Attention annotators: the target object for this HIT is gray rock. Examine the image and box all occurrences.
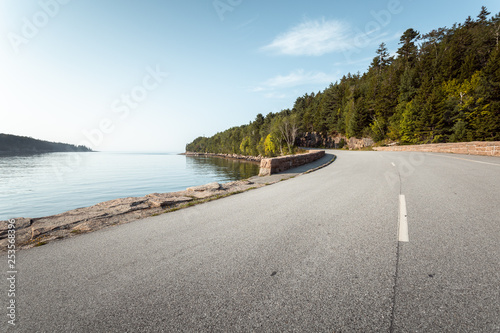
[146,193,193,208]
[0,178,265,251]
[187,182,221,192]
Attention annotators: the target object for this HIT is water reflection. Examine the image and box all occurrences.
[186,156,260,181]
[0,153,261,220]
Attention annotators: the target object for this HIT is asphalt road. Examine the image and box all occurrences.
[2,150,499,332]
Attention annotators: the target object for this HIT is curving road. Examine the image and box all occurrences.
[3,150,500,332]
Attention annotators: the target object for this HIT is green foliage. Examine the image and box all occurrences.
[450,120,468,142]
[337,138,346,149]
[239,136,251,155]
[264,133,278,157]
[186,7,500,154]
[397,28,420,65]
[400,101,420,144]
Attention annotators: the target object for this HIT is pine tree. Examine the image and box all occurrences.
[477,6,490,23]
[397,28,420,65]
[186,7,500,153]
[371,43,392,74]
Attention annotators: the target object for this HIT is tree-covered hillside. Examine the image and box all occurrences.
[0,134,92,154]
[187,7,500,157]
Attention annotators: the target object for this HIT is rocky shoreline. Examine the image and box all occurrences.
[183,151,262,163]
[0,179,268,251]
[1,151,334,251]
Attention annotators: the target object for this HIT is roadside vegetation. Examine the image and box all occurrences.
[187,7,499,156]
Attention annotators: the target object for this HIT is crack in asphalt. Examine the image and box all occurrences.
[389,165,404,333]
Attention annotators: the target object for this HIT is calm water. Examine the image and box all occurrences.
[0,152,260,220]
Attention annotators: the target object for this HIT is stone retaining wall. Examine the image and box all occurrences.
[259,150,326,176]
[373,141,500,156]
[184,152,261,163]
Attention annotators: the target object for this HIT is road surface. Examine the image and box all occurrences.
[3,150,500,332]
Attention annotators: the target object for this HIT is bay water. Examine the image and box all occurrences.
[0,152,260,220]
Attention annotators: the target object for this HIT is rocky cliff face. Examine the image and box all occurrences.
[296,132,374,150]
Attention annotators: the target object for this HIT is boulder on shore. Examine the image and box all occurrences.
[187,182,221,192]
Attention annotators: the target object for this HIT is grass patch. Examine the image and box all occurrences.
[34,241,47,247]
[164,207,181,214]
[296,148,309,154]
[157,190,251,215]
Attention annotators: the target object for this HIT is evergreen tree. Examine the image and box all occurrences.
[397,28,420,65]
[186,7,499,154]
[477,6,490,23]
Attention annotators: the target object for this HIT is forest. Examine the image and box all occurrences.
[186,7,500,157]
[0,133,92,154]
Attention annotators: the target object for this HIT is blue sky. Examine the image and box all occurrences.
[1,0,499,152]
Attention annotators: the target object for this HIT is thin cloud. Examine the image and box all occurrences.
[264,92,287,99]
[251,87,265,92]
[252,70,337,98]
[333,56,374,67]
[263,69,336,88]
[261,18,354,56]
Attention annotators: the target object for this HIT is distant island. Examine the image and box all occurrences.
[0,133,92,154]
